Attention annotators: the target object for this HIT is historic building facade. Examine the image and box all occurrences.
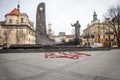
[0,6,35,46]
[82,12,116,47]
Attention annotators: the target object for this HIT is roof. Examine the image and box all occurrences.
[9,8,20,15]
[5,8,29,17]
[66,35,74,38]
[19,13,28,17]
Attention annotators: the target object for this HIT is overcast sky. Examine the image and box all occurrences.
[0,0,120,35]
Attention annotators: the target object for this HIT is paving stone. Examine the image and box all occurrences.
[0,49,120,80]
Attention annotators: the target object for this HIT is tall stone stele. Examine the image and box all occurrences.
[36,2,47,44]
[36,2,55,45]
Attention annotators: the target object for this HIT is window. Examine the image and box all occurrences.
[29,31,30,34]
[21,18,24,23]
[16,20,18,24]
[9,19,12,23]
[0,30,1,34]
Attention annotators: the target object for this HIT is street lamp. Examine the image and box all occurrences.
[87,30,90,46]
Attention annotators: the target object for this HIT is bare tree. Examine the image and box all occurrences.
[3,29,11,48]
[16,29,25,44]
[105,5,120,47]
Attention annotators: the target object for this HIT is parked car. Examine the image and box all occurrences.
[111,45,118,47]
[0,44,3,49]
[91,43,102,48]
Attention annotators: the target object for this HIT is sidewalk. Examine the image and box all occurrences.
[0,49,120,80]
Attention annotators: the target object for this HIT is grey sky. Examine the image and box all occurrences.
[0,0,120,35]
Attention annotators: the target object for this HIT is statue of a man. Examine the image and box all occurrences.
[71,21,81,39]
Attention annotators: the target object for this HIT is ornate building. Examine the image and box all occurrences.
[82,11,116,47]
[0,4,35,47]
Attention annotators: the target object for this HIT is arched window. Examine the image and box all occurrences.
[9,19,12,23]
[21,18,24,23]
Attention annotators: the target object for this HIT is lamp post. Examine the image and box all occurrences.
[108,27,111,47]
[98,26,100,43]
[87,30,89,46]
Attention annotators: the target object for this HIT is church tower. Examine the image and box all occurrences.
[17,0,20,11]
[47,23,54,39]
[93,11,97,21]
[48,23,52,35]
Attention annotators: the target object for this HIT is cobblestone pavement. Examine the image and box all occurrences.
[0,49,120,80]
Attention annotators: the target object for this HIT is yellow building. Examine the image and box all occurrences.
[82,12,116,47]
[0,24,3,45]
[0,6,35,47]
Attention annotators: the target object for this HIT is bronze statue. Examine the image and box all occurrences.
[71,21,81,39]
